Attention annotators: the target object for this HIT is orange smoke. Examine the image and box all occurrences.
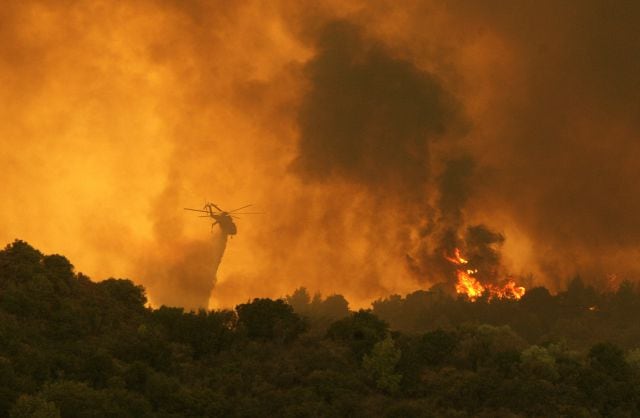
[2,0,640,310]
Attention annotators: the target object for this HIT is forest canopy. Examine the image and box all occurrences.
[1,240,640,417]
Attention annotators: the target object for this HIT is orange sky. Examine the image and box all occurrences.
[2,1,640,309]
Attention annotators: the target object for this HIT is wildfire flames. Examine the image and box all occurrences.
[446,248,525,301]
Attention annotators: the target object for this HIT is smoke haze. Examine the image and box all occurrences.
[2,0,640,308]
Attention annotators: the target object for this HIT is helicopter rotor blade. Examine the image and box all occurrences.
[231,212,263,215]
[207,203,223,212]
[228,204,252,213]
[187,208,222,215]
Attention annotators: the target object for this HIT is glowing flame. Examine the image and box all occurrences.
[445,248,468,265]
[446,248,525,301]
[488,279,526,300]
[455,270,485,300]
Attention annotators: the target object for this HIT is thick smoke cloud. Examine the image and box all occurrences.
[292,20,482,291]
[406,156,477,285]
[2,0,640,308]
[294,21,459,194]
[443,0,640,287]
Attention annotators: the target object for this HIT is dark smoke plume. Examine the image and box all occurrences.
[293,21,506,290]
[443,0,640,286]
[294,21,461,195]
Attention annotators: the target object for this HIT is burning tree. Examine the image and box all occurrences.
[446,247,525,301]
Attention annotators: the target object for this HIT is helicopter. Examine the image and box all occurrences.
[184,202,261,236]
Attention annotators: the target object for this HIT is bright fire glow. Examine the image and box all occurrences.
[445,248,468,265]
[455,270,485,299]
[446,248,525,301]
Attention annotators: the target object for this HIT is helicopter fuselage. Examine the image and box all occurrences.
[213,212,237,235]
[185,202,257,236]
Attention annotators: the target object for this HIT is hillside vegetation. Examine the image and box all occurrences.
[1,240,640,417]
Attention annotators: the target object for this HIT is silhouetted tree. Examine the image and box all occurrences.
[98,279,147,311]
[327,310,389,359]
[286,287,312,316]
[419,329,458,367]
[236,298,306,342]
[363,335,402,393]
[315,294,350,320]
[287,288,350,321]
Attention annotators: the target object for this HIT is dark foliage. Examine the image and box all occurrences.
[2,240,640,416]
[236,298,307,342]
[327,310,389,359]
